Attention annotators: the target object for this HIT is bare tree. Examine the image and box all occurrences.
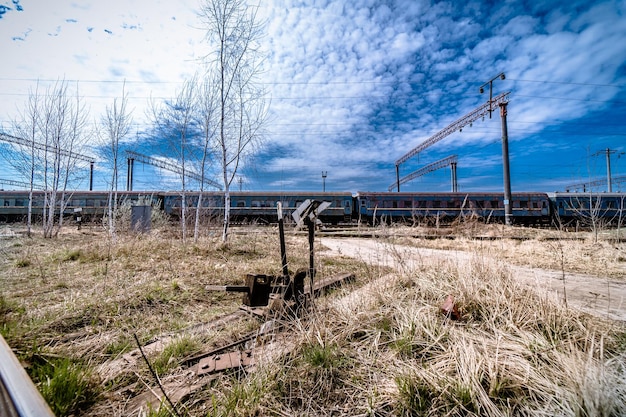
[194,78,219,242]
[100,82,133,239]
[198,0,268,243]
[7,80,90,238]
[8,83,42,237]
[149,79,197,242]
[569,194,612,242]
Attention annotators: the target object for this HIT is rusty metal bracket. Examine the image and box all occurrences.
[196,350,255,376]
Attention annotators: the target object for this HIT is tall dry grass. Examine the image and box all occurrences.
[2,223,626,416]
[200,239,626,416]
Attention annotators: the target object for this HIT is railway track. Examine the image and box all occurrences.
[229,225,613,242]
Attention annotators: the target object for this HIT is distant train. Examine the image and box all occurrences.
[0,189,625,226]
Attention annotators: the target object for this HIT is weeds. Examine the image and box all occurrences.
[152,336,201,376]
[29,357,100,417]
[15,257,31,267]
[2,224,626,416]
[395,373,433,415]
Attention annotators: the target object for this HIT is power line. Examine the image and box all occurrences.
[1,77,623,88]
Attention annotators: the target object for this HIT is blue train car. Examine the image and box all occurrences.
[354,192,550,224]
[547,192,626,225]
[163,191,354,224]
[0,190,162,222]
[162,191,224,219]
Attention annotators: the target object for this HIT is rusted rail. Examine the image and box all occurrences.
[195,272,355,376]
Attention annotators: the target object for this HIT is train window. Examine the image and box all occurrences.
[3,200,8,206]
[345,200,351,208]
[360,199,366,207]
[519,201,528,209]
[491,200,499,208]
[607,201,615,209]
[86,199,95,206]
[433,200,441,208]
[251,200,261,208]
[236,201,245,207]
[404,200,411,208]
[15,199,24,206]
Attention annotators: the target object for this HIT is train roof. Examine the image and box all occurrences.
[354,191,549,197]
[160,190,353,196]
[547,192,626,197]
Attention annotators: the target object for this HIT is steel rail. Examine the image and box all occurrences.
[0,334,55,417]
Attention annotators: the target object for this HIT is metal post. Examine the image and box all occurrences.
[451,162,458,192]
[500,102,512,225]
[89,161,94,191]
[395,164,400,192]
[480,72,505,119]
[606,148,613,193]
[322,171,327,192]
[277,203,289,278]
[127,158,134,191]
[306,217,315,293]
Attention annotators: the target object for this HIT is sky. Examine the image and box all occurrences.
[0,0,625,193]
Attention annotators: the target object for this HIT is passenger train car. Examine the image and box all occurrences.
[162,191,353,224]
[0,189,624,226]
[354,192,550,224]
[547,192,626,225]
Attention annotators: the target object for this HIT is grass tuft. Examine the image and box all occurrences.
[29,357,100,417]
[15,257,31,267]
[152,336,201,376]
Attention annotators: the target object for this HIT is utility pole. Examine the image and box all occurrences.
[592,148,623,192]
[479,72,505,119]
[322,171,327,192]
[238,176,243,191]
[606,149,613,192]
[480,72,511,225]
[499,102,512,225]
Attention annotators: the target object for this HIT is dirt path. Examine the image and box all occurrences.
[320,237,626,322]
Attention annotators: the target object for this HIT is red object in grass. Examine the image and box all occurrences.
[440,295,460,320]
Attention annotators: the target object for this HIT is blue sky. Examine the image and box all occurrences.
[0,0,625,193]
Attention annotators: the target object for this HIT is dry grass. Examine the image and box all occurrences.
[231,237,626,416]
[1,222,626,416]
[382,223,626,279]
